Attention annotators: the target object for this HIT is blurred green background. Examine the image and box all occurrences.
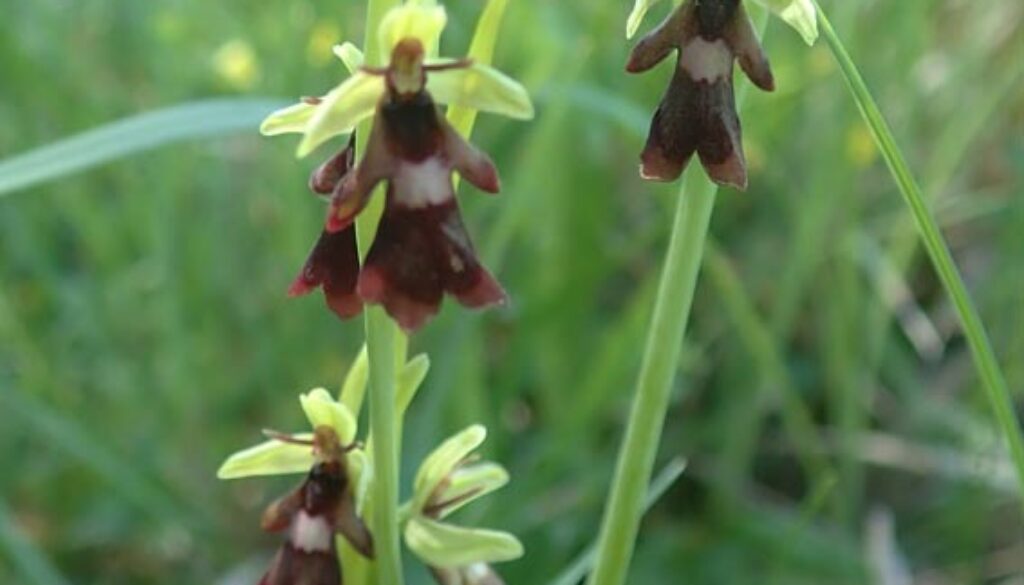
[1,0,1022,583]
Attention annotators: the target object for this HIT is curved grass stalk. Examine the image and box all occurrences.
[813,2,1024,504]
[0,99,284,198]
[586,168,716,585]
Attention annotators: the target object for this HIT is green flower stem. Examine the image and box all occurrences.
[815,2,1024,505]
[586,169,715,585]
[587,10,769,585]
[356,2,404,585]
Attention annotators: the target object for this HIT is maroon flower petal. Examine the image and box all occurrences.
[326,121,398,233]
[442,122,500,194]
[640,70,746,188]
[724,4,774,91]
[358,195,505,332]
[289,227,363,320]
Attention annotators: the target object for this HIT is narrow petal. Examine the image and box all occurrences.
[299,388,358,444]
[327,120,395,232]
[217,437,315,479]
[431,462,509,519]
[289,228,362,320]
[428,63,534,121]
[441,122,500,194]
[413,425,487,513]
[404,518,523,568]
[626,3,694,73]
[298,72,384,158]
[724,4,775,91]
[378,2,447,60]
[261,102,318,136]
[332,488,375,559]
[332,42,365,74]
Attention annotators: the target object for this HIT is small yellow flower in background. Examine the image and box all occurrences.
[307,21,342,67]
[212,39,261,91]
[846,124,878,168]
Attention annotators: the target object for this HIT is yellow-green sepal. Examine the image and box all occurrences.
[297,72,383,157]
[428,63,534,121]
[404,517,524,568]
[216,434,315,479]
[412,425,487,513]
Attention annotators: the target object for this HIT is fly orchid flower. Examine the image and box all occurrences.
[260,0,533,332]
[218,389,372,585]
[288,136,364,320]
[402,425,522,585]
[627,0,775,189]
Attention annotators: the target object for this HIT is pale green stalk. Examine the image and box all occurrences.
[356,2,403,585]
[814,2,1024,506]
[586,169,715,585]
[587,11,768,585]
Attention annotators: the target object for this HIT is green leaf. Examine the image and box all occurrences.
[347,449,372,514]
[404,517,523,568]
[300,388,358,444]
[333,42,365,74]
[378,1,447,58]
[340,345,370,415]
[412,425,487,512]
[625,0,664,39]
[0,98,283,198]
[396,353,431,418]
[260,102,317,136]
[751,0,818,45]
[429,63,534,121]
[217,436,314,479]
[298,72,383,157]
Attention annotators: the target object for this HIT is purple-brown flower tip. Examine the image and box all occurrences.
[628,0,773,189]
[357,199,505,333]
[290,228,364,320]
[309,38,508,331]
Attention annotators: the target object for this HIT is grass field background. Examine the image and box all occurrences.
[1,1,1022,583]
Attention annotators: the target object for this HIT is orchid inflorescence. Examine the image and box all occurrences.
[218,0,823,584]
[264,0,533,332]
[219,352,522,585]
[625,0,817,189]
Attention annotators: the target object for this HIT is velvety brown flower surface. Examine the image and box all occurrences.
[628,0,773,189]
[323,39,506,332]
[257,427,373,585]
